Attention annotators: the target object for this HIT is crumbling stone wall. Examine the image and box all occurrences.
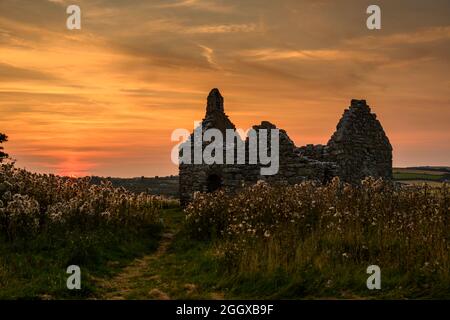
[179,90,392,205]
[326,99,393,183]
[251,121,335,186]
[297,144,329,162]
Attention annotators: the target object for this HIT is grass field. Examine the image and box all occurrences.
[393,167,449,185]
[4,198,448,300]
[0,226,161,299]
[393,168,447,175]
[94,205,450,300]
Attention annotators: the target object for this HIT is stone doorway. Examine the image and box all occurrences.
[207,174,222,193]
[323,168,333,184]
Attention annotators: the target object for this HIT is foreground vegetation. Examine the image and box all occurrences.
[185,178,450,299]
[1,161,449,299]
[0,163,166,298]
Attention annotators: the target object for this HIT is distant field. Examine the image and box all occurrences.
[394,172,443,181]
[393,168,446,175]
[394,167,449,185]
[397,180,444,187]
[88,167,448,197]
[91,175,179,198]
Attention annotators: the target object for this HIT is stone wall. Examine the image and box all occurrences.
[297,144,329,162]
[326,99,393,183]
[251,121,335,185]
[179,90,392,205]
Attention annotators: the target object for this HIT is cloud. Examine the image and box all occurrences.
[238,48,386,63]
[0,63,60,82]
[198,45,221,69]
[345,26,450,48]
[155,0,234,13]
[185,23,258,34]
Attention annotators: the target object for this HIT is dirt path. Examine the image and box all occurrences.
[97,232,175,300]
[94,208,224,300]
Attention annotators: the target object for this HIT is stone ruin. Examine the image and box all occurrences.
[179,88,392,205]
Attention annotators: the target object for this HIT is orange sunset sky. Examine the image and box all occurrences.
[1,0,449,177]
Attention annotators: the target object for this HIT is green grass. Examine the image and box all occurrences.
[210,257,449,300]
[0,225,161,299]
[2,205,448,300]
[94,208,449,300]
[94,207,226,299]
[393,172,444,181]
[393,168,447,175]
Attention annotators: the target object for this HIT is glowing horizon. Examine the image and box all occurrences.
[1,0,449,177]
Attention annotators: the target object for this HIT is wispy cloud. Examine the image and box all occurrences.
[0,63,61,82]
[156,0,234,13]
[345,26,450,48]
[186,23,258,34]
[238,48,385,63]
[198,44,221,69]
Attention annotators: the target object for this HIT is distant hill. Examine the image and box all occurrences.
[90,175,179,198]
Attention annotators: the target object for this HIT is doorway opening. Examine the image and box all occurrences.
[207,174,222,193]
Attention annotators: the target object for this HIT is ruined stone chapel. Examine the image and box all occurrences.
[179,88,392,205]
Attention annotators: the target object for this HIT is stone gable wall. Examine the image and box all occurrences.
[326,99,393,183]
